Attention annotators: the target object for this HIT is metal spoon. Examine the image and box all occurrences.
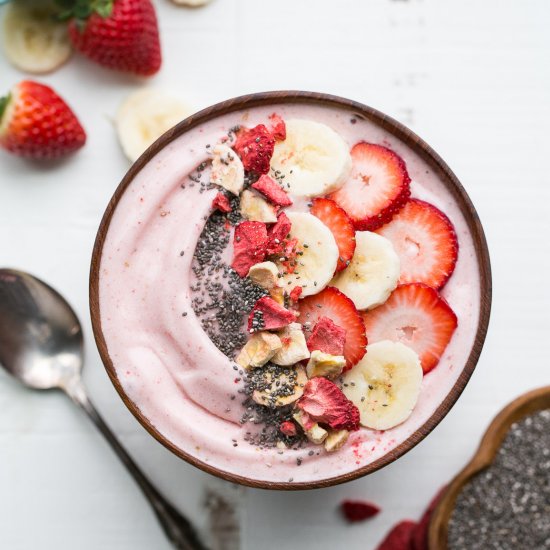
[0,268,208,550]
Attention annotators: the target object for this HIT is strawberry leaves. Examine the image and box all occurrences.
[55,0,114,22]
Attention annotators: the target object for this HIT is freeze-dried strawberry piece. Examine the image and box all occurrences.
[212,192,232,213]
[269,113,286,141]
[306,316,346,356]
[252,174,293,207]
[341,500,381,523]
[279,421,297,437]
[247,297,297,332]
[267,211,292,253]
[233,124,275,175]
[376,520,417,550]
[297,377,360,431]
[231,221,268,278]
[289,286,302,302]
[279,238,300,274]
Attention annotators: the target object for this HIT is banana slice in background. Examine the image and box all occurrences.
[2,0,72,74]
[270,119,352,197]
[116,89,195,162]
[342,340,423,430]
[278,212,339,297]
[331,231,400,311]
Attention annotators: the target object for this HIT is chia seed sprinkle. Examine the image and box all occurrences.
[191,209,267,358]
[238,363,307,449]
[448,409,550,549]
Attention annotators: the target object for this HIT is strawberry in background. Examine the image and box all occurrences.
[57,0,162,76]
[0,80,86,160]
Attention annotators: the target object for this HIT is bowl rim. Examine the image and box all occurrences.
[89,90,492,490]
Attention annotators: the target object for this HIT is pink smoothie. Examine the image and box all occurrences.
[98,102,481,484]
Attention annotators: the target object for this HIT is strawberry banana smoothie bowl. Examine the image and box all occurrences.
[92,93,490,487]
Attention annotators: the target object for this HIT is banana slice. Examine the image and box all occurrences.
[251,364,307,408]
[116,89,194,162]
[342,340,422,430]
[240,190,278,223]
[210,144,245,195]
[277,212,338,297]
[270,119,352,197]
[271,323,310,366]
[331,231,400,311]
[2,0,72,74]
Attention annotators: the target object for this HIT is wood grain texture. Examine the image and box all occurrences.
[428,385,550,549]
[89,91,492,490]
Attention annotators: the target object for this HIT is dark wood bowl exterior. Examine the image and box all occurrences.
[428,386,550,549]
[89,91,492,490]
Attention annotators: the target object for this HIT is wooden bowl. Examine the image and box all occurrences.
[429,385,550,548]
[89,91,492,490]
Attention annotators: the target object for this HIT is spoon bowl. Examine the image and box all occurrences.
[0,269,83,391]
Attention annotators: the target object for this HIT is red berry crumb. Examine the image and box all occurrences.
[233,124,275,175]
[341,500,381,523]
[279,421,297,437]
[297,377,360,431]
[289,286,302,302]
[212,192,232,213]
[231,221,268,278]
[247,297,297,332]
[306,316,346,356]
[252,174,293,207]
[269,113,286,141]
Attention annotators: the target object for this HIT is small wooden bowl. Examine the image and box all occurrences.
[429,385,550,548]
[89,91,492,490]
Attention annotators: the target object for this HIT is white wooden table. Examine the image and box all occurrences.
[1,1,549,548]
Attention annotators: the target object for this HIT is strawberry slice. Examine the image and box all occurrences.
[362,283,457,374]
[376,199,458,289]
[310,198,356,272]
[297,287,367,370]
[329,142,411,231]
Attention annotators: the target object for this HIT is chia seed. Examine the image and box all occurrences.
[238,363,307,449]
[191,209,267,358]
[448,409,550,549]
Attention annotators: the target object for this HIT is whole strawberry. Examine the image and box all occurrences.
[61,0,161,76]
[0,80,86,160]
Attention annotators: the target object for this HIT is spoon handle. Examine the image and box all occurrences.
[64,379,209,550]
